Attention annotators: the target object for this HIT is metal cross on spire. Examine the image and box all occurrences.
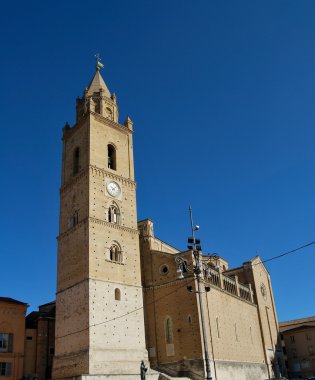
[95,53,104,71]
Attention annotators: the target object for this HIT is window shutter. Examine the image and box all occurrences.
[6,363,12,376]
[8,334,13,353]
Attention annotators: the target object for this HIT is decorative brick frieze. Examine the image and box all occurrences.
[91,111,132,135]
[89,165,136,188]
[60,168,89,194]
[89,217,139,235]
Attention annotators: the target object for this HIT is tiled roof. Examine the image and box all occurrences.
[0,297,28,306]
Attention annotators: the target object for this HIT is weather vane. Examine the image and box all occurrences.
[95,53,104,71]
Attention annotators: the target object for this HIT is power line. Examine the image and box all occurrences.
[253,240,315,266]
[55,240,315,340]
[55,278,194,340]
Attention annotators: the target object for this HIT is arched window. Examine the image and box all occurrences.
[165,317,173,344]
[106,107,113,120]
[73,147,80,175]
[115,288,121,301]
[108,144,116,170]
[109,244,122,263]
[72,210,79,227]
[108,204,120,224]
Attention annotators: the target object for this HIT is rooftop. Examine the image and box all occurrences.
[0,297,28,306]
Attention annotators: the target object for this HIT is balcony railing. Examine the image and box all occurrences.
[205,267,254,303]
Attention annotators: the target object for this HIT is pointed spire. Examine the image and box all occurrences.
[86,54,111,97]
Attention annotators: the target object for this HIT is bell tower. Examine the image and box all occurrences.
[52,59,150,379]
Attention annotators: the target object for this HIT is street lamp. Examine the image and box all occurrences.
[175,206,218,380]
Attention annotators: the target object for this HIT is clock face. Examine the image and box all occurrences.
[106,181,121,197]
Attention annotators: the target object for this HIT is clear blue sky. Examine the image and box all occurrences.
[1,0,314,322]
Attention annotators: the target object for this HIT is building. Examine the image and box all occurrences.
[0,297,28,380]
[49,62,285,380]
[139,219,285,379]
[24,302,56,380]
[279,316,315,379]
[3,62,285,380]
[51,60,157,380]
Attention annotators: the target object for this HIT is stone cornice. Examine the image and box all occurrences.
[57,217,89,241]
[90,111,132,135]
[62,115,89,141]
[60,167,88,194]
[90,165,136,188]
[60,165,136,194]
[89,217,139,235]
[58,217,139,241]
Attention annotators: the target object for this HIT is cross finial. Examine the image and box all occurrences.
[94,53,104,71]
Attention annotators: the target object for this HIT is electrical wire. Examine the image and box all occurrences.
[252,240,315,266]
[55,277,195,340]
[55,240,315,340]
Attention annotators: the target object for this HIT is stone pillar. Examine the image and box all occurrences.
[248,283,254,303]
[218,268,224,290]
[235,275,240,297]
[99,88,104,115]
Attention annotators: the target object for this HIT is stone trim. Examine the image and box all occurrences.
[58,217,139,241]
[90,217,139,235]
[62,115,88,140]
[60,165,136,194]
[90,111,132,135]
[90,165,136,188]
[207,282,257,307]
[60,167,88,194]
[57,218,89,240]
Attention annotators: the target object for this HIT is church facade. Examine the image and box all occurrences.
[47,63,284,380]
[139,219,285,379]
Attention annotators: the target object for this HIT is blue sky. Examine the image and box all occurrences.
[1,0,315,321]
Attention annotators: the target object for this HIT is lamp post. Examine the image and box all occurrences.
[175,206,217,380]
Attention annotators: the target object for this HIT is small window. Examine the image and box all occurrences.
[49,347,55,355]
[165,317,173,344]
[306,333,312,341]
[309,345,314,355]
[108,144,116,170]
[115,288,121,301]
[290,335,295,344]
[159,265,169,275]
[26,336,33,341]
[108,204,120,224]
[72,210,79,227]
[105,107,113,120]
[109,244,122,263]
[73,147,80,175]
[0,362,11,377]
[0,334,12,353]
[0,334,8,352]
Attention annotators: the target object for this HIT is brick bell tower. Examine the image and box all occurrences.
[52,59,152,379]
